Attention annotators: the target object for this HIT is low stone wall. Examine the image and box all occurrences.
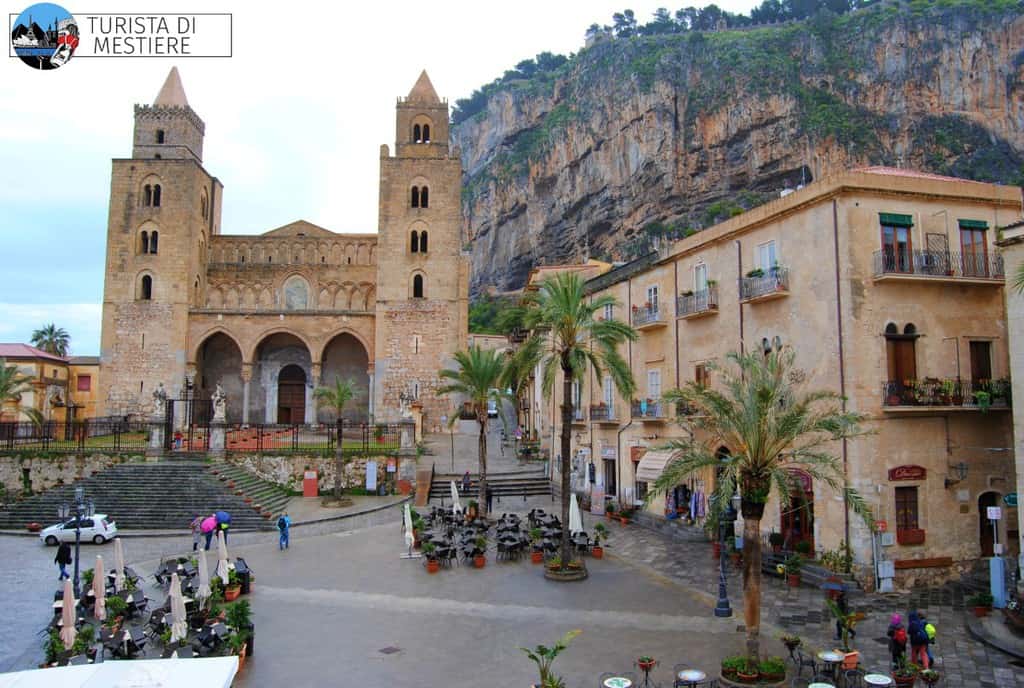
[224,453,416,494]
[0,453,138,496]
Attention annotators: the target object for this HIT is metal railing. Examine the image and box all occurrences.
[873,250,1004,280]
[571,409,586,422]
[740,268,789,301]
[631,401,665,419]
[881,379,1012,409]
[676,286,719,317]
[589,405,616,422]
[631,306,664,327]
[0,420,151,453]
[223,422,403,455]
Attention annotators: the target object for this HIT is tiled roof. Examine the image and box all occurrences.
[854,166,994,186]
[0,343,67,363]
[68,355,100,365]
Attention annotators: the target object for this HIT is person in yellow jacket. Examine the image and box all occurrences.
[922,612,936,665]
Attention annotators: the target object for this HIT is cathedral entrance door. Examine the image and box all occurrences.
[277,365,306,424]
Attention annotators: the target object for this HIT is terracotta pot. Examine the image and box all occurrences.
[227,481,235,488]
[224,585,241,601]
[531,550,543,564]
[473,555,486,568]
[972,606,990,617]
[712,542,722,558]
[841,650,860,670]
[426,559,440,574]
[736,671,760,683]
[787,574,801,587]
[637,660,655,671]
[591,546,604,559]
[244,497,253,504]
[619,516,629,525]
[894,674,917,687]
[26,522,42,533]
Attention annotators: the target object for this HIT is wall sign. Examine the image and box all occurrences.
[987,506,1002,521]
[888,465,926,481]
[601,447,616,459]
[1004,493,1018,507]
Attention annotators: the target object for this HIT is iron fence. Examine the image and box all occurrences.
[0,420,152,453]
[631,401,665,419]
[223,422,404,455]
[589,405,616,422]
[873,250,1004,280]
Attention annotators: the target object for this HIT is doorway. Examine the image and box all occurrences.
[781,470,814,551]
[603,459,617,498]
[277,365,306,424]
[978,491,1000,557]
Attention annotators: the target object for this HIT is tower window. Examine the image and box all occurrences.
[411,186,420,208]
[420,231,428,253]
[410,231,419,253]
[139,275,153,300]
[140,231,149,254]
[154,154,162,159]
[149,230,158,254]
[152,184,162,207]
[422,124,430,143]
[201,194,208,219]
[420,187,429,208]
[143,185,152,207]
[412,274,424,299]
[156,129,165,144]
[413,124,421,143]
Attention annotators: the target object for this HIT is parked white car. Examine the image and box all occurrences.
[40,514,118,545]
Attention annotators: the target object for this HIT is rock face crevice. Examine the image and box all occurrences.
[454,4,1024,294]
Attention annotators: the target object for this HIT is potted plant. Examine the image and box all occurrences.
[736,657,760,683]
[605,501,617,521]
[768,531,784,553]
[520,629,581,688]
[784,554,802,587]
[827,598,860,668]
[637,655,656,672]
[969,591,993,617]
[618,507,632,525]
[227,630,248,668]
[592,523,608,559]
[746,268,765,278]
[780,633,801,653]
[974,390,992,412]
[720,655,745,681]
[473,536,487,568]
[226,598,254,656]
[680,290,694,297]
[26,522,42,533]
[939,378,956,405]
[919,669,940,685]
[529,528,544,564]
[105,595,127,622]
[795,540,812,557]
[224,569,242,601]
[422,542,440,574]
[758,656,786,682]
[374,424,386,442]
[893,658,919,687]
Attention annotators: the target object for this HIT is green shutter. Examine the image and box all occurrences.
[958,219,989,230]
[879,212,913,227]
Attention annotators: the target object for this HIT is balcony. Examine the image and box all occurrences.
[872,250,1004,284]
[676,401,701,418]
[631,305,667,330]
[589,405,618,425]
[631,400,666,422]
[571,408,587,425]
[676,286,719,320]
[881,378,1011,412]
[509,327,528,344]
[740,268,789,303]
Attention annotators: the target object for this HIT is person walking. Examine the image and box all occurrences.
[54,541,72,580]
[484,483,493,515]
[834,590,856,642]
[907,610,930,669]
[922,612,937,666]
[189,514,202,551]
[461,470,471,495]
[277,512,291,550]
[887,613,907,669]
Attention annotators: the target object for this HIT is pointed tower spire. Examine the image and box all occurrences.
[154,66,189,107]
[406,70,439,103]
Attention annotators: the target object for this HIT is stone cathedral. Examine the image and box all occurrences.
[98,68,470,426]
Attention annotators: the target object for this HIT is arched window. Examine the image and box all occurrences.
[283,275,310,310]
[143,185,152,207]
[410,231,419,253]
[422,124,431,142]
[420,231,428,253]
[139,275,153,301]
[903,323,916,336]
[152,184,162,207]
[413,124,421,143]
[413,274,424,299]
[885,323,899,335]
[420,186,429,208]
[411,186,420,208]
[140,231,149,254]
[194,278,199,301]
[201,194,208,219]
[149,230,158,254]
[156,129,165,144]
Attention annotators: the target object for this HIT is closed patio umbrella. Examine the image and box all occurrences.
[403,504,415,550]
[216,529,230,582]
[168,572,188,644]
[569,493,584,535]
[113,538,125,593]
[450,480,462,514]
[196,547,212,606]
[92,555,106,622]
[60,579,76,651]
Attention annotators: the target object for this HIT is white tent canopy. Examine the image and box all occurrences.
[0,657,237,688]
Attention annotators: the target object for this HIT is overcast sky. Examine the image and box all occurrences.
[0,0,760,355]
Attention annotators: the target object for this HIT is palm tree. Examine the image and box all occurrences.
[314,377,358,499]
[511,272,637,571]
[0,358,43,425]
[30,324,70,357]
[438,346,509,516]
[650,348,872,661]
[500,344,533,430]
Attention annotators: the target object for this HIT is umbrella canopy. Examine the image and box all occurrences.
[569,493,584,535]
[200,516,217,533]
[403,504,414,549]
[168,573,188,643]
[450,481,462,514]
[112,538,125,593]
[92,555,106,622]
[214,510,231,524]
[60,579,76,650]
[215,530,230,582]
[196,548,212,606]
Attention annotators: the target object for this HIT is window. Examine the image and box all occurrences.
[694,263,708,292]
[422,124,431,142]
[152,184,162,207]
[155,129,165,144]
[603,303,613,321]
[757,240,777,271]
[420,231,428,252]
[412,274,424,298]
[603,375,614,408]
[970,341,992,384]
[154,154,161,159]
[881,224,912,273]
[420,187,429,208]
[645,285,659,311]
[283,276,309,310]
[635,480,649,502]
[139,275,153,300]
[895,485,919,531]
[885,324,917,383]
[201,194,208,219]
[572,380,581,409]
[647,369,661,399]
[143,184,152,207]
[413,124,422,143]
[77,375,91,392]
[411,187,420,208]
[149,230,158,254]
[410,231,419,253]
[695,363,709,388]
[960,223,989,277]
[140,231,149,254]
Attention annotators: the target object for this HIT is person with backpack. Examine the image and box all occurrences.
[887,613,907,669]
[277,511,291,550]
[54,541,72,580]
[922,612,937,665]
[907,610,930,669]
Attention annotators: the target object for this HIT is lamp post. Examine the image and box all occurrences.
[714,492,740,618]
[57,486,94,602]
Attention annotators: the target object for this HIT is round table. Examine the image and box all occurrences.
[817,651,843,663]
[603,678,632,688]
[809,683,834,688]
[677,669,706,686]
[864,674,894,687]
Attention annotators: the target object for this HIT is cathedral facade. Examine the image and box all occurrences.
[98,68,470,426]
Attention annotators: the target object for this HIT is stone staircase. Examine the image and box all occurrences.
[428,470,552,504]
[209,463,292,518]
[0,460,274,531]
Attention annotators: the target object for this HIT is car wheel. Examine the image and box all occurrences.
[45,535,58,546]
[93,535,106,545]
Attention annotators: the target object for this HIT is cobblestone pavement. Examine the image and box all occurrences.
[606,519,1024,686]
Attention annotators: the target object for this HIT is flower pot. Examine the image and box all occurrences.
[426,559,440,574]
[841,650,860,670]
[26,522,42,533]
[736,670,760,683]
[619,516,629,525]
[637,660,655,671]
[712,542,722,558]
[227,481,235,488]
[787,574,801,587]
[972,606,991,617]
[244,497,253,504]
[531,550,543,564]
[894,674,917,687]
[473,555,486,568]
[224,584,241,601]
[591,546,604,559]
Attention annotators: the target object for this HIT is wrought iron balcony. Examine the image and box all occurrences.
[589,405,616,423]
[631,305,667,329]
[872,250,1004,282]
[881,378,1011,411]
[740,268,789,302]
[631,400,666,421]
[676,286,719,319]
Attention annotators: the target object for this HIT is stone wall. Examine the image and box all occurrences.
[225,453,415,494]
[0,454,132,496]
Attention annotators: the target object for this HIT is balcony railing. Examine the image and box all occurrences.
[881,379,1011,410]
[873,250,1004,281]
[631,400,665,419]
[509,327,528,344]
[740,268,789,301]
[589,405,616,422]
[632,306,665,328]
[676,286,719,318]
[571,408,586,423]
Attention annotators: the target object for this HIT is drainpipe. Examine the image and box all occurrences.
[617,279,634,505]
[832,199,852,552]
[674,260,681,389]
[736,241,744,354]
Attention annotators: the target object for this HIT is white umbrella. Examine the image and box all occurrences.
[196,548,212,607]
[168,573,188,644]
[92,555,106,622]
[216,529,230,583]
[112,538,125,593]
[450,480,462,514]
[569,493,584,535]
[60,579,76,651]
[403,504,415,549]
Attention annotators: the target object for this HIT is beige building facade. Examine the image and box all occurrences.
[0,346,100,422]
[98,69,468,428]
[534,168,1022,586]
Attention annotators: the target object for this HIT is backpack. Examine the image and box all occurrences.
[893,627,907,647]
[910,623,928,645]
[925,622,936,641]
[277,516,287,531]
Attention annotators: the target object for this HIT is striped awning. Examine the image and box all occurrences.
[635,449,676,482]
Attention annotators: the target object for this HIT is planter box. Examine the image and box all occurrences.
[896,528,926,546]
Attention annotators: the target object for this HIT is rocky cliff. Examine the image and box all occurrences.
[454,1,1024,294]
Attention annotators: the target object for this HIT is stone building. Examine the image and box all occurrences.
[98,68,469,427]
[0,345,99,422]
[531,167,1022,586]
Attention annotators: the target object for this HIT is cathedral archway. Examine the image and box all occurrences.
[195,331,243,424]
[277,365,307,424]
[319,332,371,423]
[252,332,312,424]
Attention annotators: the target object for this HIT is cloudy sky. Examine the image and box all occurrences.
[1,0,759,355]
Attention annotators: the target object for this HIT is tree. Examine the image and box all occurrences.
[438,347,509,516]
[314,377,358,499]
[511,272,637,571]
[0,358,43,425]
[612,9,638,37]
[30,324,70,357]
[650,348,872,661]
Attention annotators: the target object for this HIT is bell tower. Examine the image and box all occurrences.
[374,70,469,423]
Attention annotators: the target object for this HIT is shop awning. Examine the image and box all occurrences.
[635,449,676,482]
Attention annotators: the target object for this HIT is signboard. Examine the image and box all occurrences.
[601,447,616,459]
[366,460,378,492]
[630,446,647,462]
[987,506,1002,521]
[887,465,927,481]
[1004,493,1018,507]
[786,468,813,493]
[386,458,397,473]
[875,520,887,533]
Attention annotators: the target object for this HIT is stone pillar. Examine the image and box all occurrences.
[410,401,423,443]
[210,422,226,458]
[147,413,165,458]
[241,363,252,426]
[367,368,375,421]
[310,362,322,425]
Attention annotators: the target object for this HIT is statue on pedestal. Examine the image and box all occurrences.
[152,383,168,418]
[212,383,227,422]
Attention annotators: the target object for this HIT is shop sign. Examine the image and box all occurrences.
[601,447,616,459]
[386,459,396,473]
[887,465,926,481]
[875,520,887,533]
[1004,493,1018,507]
[987,506,1002,521]
[630,446,647,462]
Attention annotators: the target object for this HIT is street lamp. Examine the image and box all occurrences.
[714,492,741,618]
[58,486,94,601]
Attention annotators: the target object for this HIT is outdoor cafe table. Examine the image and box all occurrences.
[677,668,706,686]
[864,675,894,687]
[816,650,843,678]
[808,683,834,688]
[603,678,632,688]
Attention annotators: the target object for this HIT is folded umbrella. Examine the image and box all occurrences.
[216,529,230,582]
[60,579,76,651]
[93,555,106,622]
[113,538,126,593]
[168,572,188,643]
[197,547,212,606]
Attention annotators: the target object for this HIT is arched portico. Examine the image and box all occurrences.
[194,330,244,424]
[252,332,314,424]
[319,331,372,423]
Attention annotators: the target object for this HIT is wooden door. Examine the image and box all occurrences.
[970,341,992,384]
[277,365,306,424]
[781,492,814,551]
[886,338,917,382]
[979,492,998,557]
[960,227,988,277]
